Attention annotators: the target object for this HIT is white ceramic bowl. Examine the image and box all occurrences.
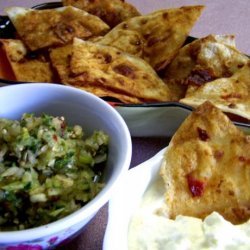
[0,83,132,249]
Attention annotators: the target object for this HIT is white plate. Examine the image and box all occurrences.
[103,123,250,250]
[103,147,166,250]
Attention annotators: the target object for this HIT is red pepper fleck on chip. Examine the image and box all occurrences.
[187,174,206,197]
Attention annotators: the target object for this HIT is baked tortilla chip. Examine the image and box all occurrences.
[0,39,54,82]
[180,62,250,120]
[50,38,171,103]
[70,84,143,104]
[62,0,140,28]
[98,5,204,70]
[49,44,142,103]
[160,101,250,224]
[49,44,73,84]
[5,6,110,51]
[163,35,249,100]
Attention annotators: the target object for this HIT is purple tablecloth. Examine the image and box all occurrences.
[0,0,249,249]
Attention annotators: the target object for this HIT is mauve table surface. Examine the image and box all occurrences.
[0,0,249,249]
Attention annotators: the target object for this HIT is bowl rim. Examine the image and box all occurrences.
[0,83,132,242]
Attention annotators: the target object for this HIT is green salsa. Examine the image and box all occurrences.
[0,113,109,230]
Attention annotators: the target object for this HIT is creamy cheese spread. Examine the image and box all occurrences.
[128,176,250,250]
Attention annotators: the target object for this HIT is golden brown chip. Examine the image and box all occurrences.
[180,62,250,120]
[71,84,143,104]
[5,6,110,51]
[163,35,249,100]
[99,29,144,58]
[70,38,171,102]
[0,39,54,82]
[49,44,143,103]
[50,38,171,103]
[49,43,144,103]
[62,0,140,28]
[160,101,250,224]
[49,44,73,84]
[97,5,204,71]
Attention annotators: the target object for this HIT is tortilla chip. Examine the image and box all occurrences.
[5,6,110,51]
[160,101,250,224]
[49,44,73,83]
[50,38,171,103]
[97,5,204,71]
[62,0,140,28]
[163,35,249,100]
[49,44,142,103]
[180,62,250,120]
[0,39,54,82]
[71,84,143,104]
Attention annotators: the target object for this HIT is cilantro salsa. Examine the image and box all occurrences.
[0,113,109,230]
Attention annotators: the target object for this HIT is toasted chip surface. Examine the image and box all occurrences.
[98,5,204,70]
[50,38,171,103]
[163,35,249,100]
[160,101,250,224]
[49,43,73,83]
[180,62,250,120]
[49,44,142,103]
[62,0,140,28]
[69,84,143,104]
[0,39,54,82]
[5,6,110,51]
